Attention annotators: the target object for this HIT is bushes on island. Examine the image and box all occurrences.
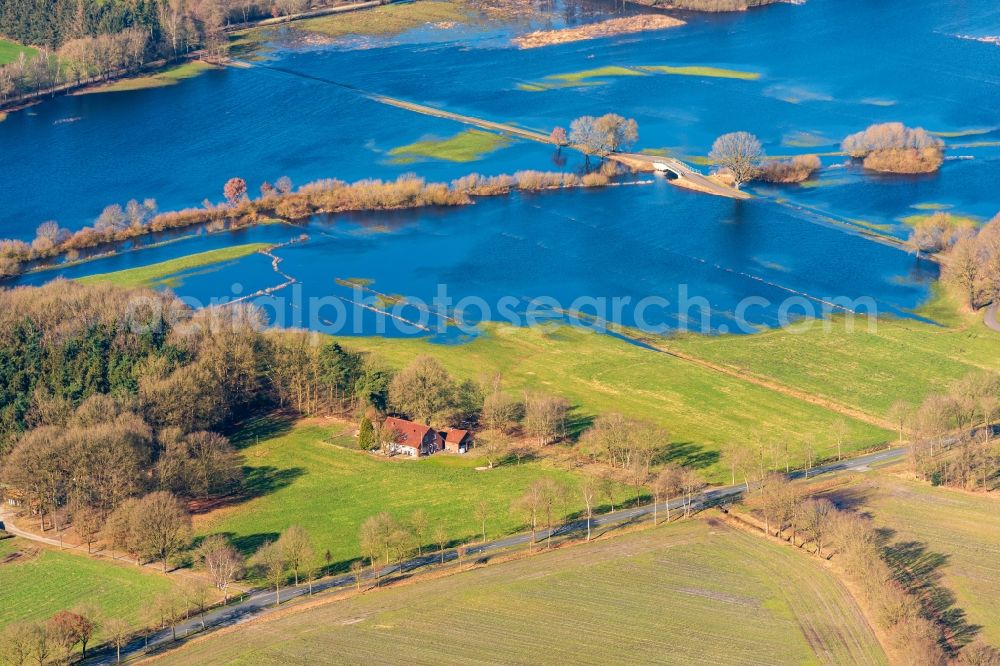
[841,122,944,174]
[756,155,821,183]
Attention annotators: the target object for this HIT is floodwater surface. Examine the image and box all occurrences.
[3,0,998,335]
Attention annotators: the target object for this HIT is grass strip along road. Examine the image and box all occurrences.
[81,445,905,664]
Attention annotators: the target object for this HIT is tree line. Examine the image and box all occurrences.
[889,371,999,491]
[740,473,998,665]
[0,169,614,278]
[938,214,1000,310]
[0,280,371,536]
[0,0,395,105]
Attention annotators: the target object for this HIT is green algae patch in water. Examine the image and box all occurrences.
[387,129,513,163]
[910,202,953,211]
[798,177,854,189]
[520,65,647,91]
[637,64,761,80]
[81,60,217,94]
[549,65,648,83]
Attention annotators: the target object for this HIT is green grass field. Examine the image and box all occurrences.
[0,38,36,65]
[160,518,886,665]
[300,0,470,38]
[82,61,216,94]
[195,419,610,561]
[0,537,173,633]
[669,292,1000,419]
[76,243,270,288]
[388,129,512,163]
[336,323,890,476]
[850,473,1000,646]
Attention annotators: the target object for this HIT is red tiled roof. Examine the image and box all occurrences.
[384,417,433,446]
[445,429,470,444]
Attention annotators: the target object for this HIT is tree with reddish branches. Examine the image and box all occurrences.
[549,127,568,147]
[223,177,248,206]
[48,610,95,659]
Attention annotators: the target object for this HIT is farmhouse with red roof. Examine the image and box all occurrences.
[383,417,443,457]
[442,428,473,453]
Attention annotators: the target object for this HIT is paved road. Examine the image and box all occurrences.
[611,152,752,200]
[69,444,904,664]
[986,303,1000,333]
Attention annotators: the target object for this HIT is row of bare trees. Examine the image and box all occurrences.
[0,168,616,278]
[891,371,999,490]
[738,475,980,665]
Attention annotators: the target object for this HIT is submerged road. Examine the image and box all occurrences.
[234,60,749,200]
[69,444,904,664]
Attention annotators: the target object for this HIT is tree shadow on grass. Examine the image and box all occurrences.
[655,441,719,469]
[565,408,595,442]
[880,532,982,652]
[815,484,875,513]
[227,531,281,555]
[240,465,306,500]
[227,414,295,450]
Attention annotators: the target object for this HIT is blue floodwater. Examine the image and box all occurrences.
[3,0,997,336]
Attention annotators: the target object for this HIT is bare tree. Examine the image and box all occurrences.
[477,432,507,469]
[433,526,448,564]
[680,468,706,517]
[709,131,763,188]
[0,622,35,666]
[252,540,288,606]
[522,392,570,445]
[199,535,244,603]
[73,505,103,553]
[178,579,213,628]
[886,400,914,444]
[481,386,521,434]
[474,499,491,543]
[103,617,132,664]
[277,525,314,586]
[131,491,192,572]
[569,114,638,155]
[152,590,187,641]
[512,482,544,547]
[350,560,365,592]
[653,464,683,523]
[797,498,834,556]
[831,419,850,461]
[538,478,568,548]
[581,477,597,541]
